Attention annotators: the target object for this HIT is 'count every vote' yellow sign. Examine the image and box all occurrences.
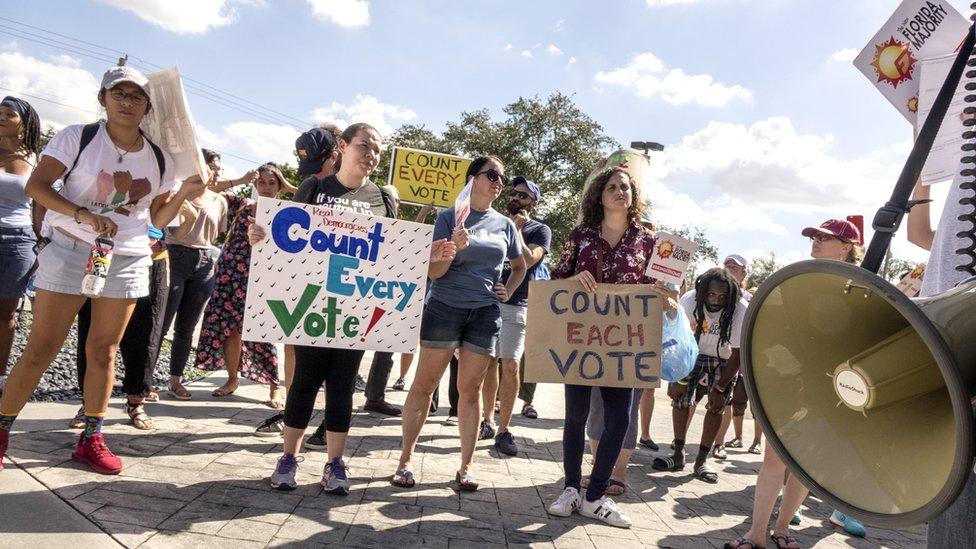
[386,147,472,208]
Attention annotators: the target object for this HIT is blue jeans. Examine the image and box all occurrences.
[563,384,634,501]
[162,245,217,378]
[0,226,35,298]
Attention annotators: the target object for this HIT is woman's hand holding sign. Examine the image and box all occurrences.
[247,218,265,246]
[451,227,468,252]
[430,238,456,263]
[574,270,598,293]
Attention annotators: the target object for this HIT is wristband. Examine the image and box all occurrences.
[73,206,88,224]
[677,380,688,386]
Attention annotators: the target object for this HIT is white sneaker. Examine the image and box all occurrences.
[548,487,582,517]
[443,415,458,426]
[580,495,632,528]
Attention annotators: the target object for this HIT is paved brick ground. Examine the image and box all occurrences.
[4,354,927,548]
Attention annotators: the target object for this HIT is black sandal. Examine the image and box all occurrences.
[724,538,765,549]
[770,533,799,549]
[391,469,415,488]
[652,455,685,471]
[694,463,718,483]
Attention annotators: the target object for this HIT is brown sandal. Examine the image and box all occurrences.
[125,402,155,431]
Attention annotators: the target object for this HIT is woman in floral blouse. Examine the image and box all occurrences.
[547,167,676,529]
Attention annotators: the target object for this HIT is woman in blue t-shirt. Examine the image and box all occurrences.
[393,156,528,491]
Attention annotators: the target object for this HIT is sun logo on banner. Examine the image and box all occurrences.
[657,240,675,259]
[907,96,919,113]
[870,37,916,88]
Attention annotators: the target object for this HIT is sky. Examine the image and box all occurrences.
[2,0,970,268]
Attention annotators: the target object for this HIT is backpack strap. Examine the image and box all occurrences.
[378,185,398,218]
[139,129,166,182]
[62,122,100,185]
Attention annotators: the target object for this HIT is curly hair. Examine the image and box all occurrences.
[693,267,742,346]
[579,167,644,228]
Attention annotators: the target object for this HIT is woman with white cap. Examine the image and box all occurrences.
[0,65,204,474]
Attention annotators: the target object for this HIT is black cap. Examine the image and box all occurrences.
[295,128,337,177]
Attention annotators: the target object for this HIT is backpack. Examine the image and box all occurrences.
[62,122,166,186]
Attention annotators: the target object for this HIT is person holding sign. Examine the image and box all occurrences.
[0,65,206,474]
[393,156,527,492]
[546,167,675,528]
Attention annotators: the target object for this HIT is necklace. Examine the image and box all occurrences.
[110,133,142,163]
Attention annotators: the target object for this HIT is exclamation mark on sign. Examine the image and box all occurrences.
[361,307,386,341]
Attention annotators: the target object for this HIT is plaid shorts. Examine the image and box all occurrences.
[671,354,734,410]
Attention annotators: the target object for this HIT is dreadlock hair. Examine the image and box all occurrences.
[693,267,742,346]
[13,100,42,157]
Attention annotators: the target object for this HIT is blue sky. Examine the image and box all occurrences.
[2,0,969,268]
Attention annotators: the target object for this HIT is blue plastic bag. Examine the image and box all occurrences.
[660,307,698,382]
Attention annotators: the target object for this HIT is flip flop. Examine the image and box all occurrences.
[391,469,415,488]
[724,538,765,549]
[168,385,192,400]
[652,456,685,472]
[212,382,239,397]
[769,533,800,549]
[694,463,719,483]
[264,399,284,410]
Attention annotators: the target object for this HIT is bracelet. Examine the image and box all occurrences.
[677,380,688,386]
[73,206,88,224]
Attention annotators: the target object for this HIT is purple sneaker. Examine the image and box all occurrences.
[321,457,350,495]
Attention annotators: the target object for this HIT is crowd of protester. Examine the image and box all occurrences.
[0,63,903,547]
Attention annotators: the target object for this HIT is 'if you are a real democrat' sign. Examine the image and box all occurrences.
[387,147,471,208]
[242,197,433,353]
[524,280,663,388]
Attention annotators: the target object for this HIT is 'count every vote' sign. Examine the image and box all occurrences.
[242,197,434,353]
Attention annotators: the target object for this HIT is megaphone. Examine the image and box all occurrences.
[741,259,976,527]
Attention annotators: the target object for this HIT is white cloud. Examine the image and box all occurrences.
[306,0,370,27]
[504,43,513,52]
[96,0,241,34]
[547,44,563,56]
[520,50,534,59]
[0,49,100,128]
[645,0,708,6]
[595,52,751,107]
[310,94,417,136]
[568,56,577,65]
[554,19,565,32]
[829,48,859,63]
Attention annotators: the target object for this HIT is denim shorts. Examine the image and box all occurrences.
[35,230,152,299]
[493,303,527,360]
[0,226,36,298]
[420,298,501,356]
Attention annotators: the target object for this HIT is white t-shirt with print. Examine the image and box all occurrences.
[42,123,176,256]
[679,290,748,360]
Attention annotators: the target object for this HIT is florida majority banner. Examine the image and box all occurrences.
[524,280,663,388]
[242,197,433,353]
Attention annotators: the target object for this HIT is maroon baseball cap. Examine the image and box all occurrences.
[801,219,861,243]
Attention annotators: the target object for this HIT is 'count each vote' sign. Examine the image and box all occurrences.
[242,197,433,353]
[524,280,663,388]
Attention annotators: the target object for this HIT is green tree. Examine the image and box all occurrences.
[39,125,58,150]
[881,249,920,283]
[375,93,617,251]
[746,251,782,290]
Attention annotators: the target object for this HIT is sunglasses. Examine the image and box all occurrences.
[476,169,509,184]
[508,189,533,200]
[108,88,148,106]
[810,234,849,244]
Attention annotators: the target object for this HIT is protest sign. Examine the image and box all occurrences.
[646,231,698,286]
[916,53,965,185]
[242,197,434,353]
[896,263,926,297]
[853,0,968,123]
[387,147,472,207]
[140,67,207,182]
[454,177,473,227]
[524,280,663,388]
[577,149,651,223]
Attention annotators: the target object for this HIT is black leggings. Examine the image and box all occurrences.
[284,346,364,433]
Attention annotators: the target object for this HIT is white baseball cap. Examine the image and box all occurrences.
[723,254,747,268]
[100,65,150,98]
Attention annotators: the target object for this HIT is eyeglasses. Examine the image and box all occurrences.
[108,89,148,106]
[810,234,849,244]
[508,189,533,200]
[476,169,508,184]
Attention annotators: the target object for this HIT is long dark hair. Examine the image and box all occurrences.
[693,267,742,346]
[465,155,504,180]
[2,97,41,157]
[579,167,644,228]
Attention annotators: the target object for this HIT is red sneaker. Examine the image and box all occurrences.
[71,433,122,475]
[0,429,8,472]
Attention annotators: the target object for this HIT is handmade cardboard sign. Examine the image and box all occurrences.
[524,280,663,388]
[141,67,207,183]
[853,0,968,123]
[242,197,433,353]
[646,231,698,286]
[387,147,472,207]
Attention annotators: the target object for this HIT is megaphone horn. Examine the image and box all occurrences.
[741,259,976,527]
